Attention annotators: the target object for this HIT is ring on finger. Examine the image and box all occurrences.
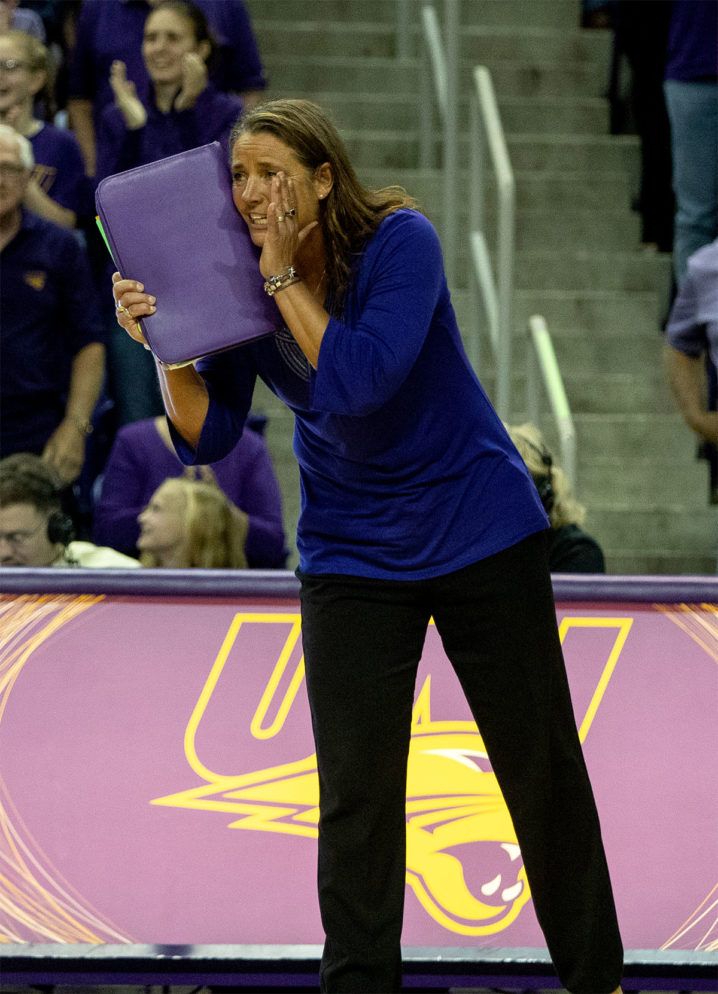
[117,303,132,318]
[276,212,286,222]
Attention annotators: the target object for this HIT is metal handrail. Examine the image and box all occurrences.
[526,315,577,488]
[469,65,515,420]
[419,3,459,284]
[416,12,572,463]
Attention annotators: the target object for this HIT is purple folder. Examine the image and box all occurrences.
[95,142,279,366]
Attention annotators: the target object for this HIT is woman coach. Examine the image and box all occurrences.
[113,98,624,994]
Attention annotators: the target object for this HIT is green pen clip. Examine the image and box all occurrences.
[95,215,115,262]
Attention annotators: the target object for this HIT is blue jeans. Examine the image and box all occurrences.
[105,307,164,427]
[664,79,718,284]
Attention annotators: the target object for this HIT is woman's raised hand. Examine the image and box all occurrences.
[112,271,156,347]
[174,52,209,111]
[260,172,318,279]
[109,61,147,130]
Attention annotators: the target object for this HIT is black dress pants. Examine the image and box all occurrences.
[298,531,623,993]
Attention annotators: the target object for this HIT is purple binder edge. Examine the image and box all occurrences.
[95,142,279,365]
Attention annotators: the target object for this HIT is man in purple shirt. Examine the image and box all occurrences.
[665,238,718,445]
[67,0,266,176]
[0,29,89,227]
[0,126,104,484]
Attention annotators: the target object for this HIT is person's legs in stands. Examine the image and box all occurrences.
[664,79,718,283]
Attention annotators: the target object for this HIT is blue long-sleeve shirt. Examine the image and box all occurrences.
[173,209,548,579]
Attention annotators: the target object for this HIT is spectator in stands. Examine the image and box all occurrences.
[95,0,243,182]
[0,453,139,567]
[0,125,104,484]
[0,30,87,227]
[507,423,606,573]
[93,414,287,567]
[94,0,245,429]
[68,0,265,177]
[611,1,674,253]
[665,238,718,447]
[664,0,718,285]
[137,475,247,568]
[0,0,44,41]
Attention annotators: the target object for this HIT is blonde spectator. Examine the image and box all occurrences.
[137,476,248,568]
[508,422,606,573]
[0,30,87,227]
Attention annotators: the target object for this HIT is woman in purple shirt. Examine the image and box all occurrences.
[96,0,242,426]
[0,30,87,227]
[95,0,242,183]
[93,415,287,567]
[112,99,624,994]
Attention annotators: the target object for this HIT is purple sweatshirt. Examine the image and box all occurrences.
[95,84,242,183]
[93,417,287,567]
[665,0,718,81]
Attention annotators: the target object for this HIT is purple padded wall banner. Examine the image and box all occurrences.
[2,566,718,601]
[0,572,716,968]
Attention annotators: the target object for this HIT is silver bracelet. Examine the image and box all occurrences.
[263,266,301,297]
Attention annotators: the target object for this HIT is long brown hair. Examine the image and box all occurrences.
[230,98,419,314]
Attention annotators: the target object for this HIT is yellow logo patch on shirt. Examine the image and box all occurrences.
[24,271,47,291]
[31,163,57,195]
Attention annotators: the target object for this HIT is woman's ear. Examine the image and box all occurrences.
[197,39,211,63]
[313,162,333,201]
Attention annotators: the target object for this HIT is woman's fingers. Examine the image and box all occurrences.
[285,175,297,215]
[112,275,155,313]
[112,274,155,344]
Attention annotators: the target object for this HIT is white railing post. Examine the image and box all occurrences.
[526,335,540,427]
[420,6,446,171]
[496,174,515,422]
[443,0,459,285]
[420,5,459,281]
[468,93,481,369]
[472,66,515,421]
[419,39,433,169]
[527,315,577,490]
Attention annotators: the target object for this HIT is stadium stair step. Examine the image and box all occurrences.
[245,1,714,575]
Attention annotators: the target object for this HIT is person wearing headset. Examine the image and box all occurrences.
[0,453,139,568]
[507,423,606,574]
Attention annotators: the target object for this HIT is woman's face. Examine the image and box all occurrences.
[0,36,42,114]
[231,130,331,247]
[142,7,205,87]
[137,484,186,558]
